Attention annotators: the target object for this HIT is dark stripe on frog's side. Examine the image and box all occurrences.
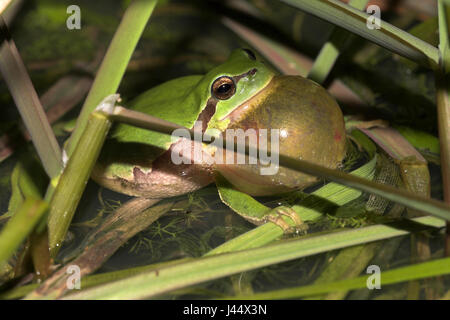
[197,97,217,132]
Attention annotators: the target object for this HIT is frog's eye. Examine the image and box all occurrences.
[242,48,256,60]
[211,76,236,100]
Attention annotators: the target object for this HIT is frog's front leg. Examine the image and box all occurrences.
[215,173,308,234]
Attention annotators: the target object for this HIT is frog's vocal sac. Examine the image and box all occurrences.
[92,48,346,199]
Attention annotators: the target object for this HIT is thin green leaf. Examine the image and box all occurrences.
[279,0,440,69]
[395,126,440,156]
[228,256,450,299]
[47,95,118,256]
[5,157,47,218]
[0,197,48,267]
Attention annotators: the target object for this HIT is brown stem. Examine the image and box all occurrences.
[435,74,450,256]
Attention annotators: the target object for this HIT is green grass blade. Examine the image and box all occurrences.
[307,0,369,83]
[65,0,157,156]
[46,0,157,254]
[228,255,450,299]
[279,0,440,69]
[61,215,444,300]
[0,198,48,267]
[395,126,440,156]
[0,18,62,178]
[47,96,118,256]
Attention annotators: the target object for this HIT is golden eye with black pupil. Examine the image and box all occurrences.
[243,48,256,60]
[211,76,236,100]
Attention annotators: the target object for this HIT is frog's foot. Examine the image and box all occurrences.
[265,206,308,234]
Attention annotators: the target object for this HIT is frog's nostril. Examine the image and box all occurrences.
[232,68,258,84]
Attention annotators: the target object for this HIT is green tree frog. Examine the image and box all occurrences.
[92,49,346,231]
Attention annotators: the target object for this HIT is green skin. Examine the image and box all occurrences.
[93,49,347,229]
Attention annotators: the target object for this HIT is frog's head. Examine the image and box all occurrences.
[196,48,275,131]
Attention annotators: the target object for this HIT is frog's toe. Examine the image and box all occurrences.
[265,206,308,234]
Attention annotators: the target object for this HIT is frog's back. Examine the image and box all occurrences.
[113,74,204,148]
